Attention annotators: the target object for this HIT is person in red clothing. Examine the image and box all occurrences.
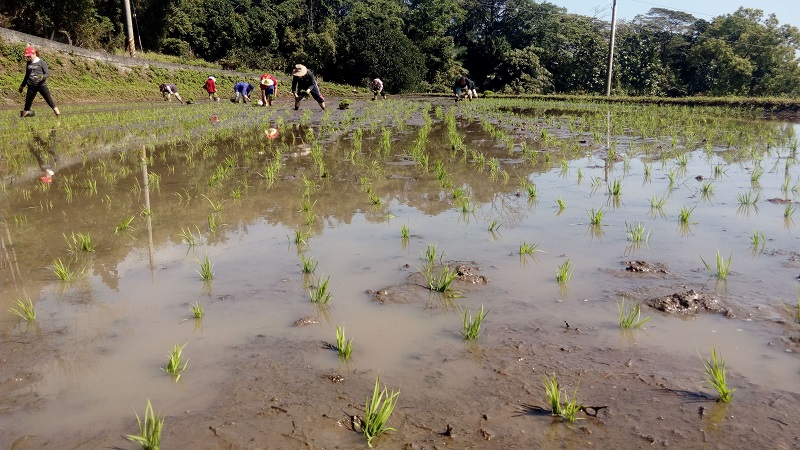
[203,76,218,101]
[259,73,278,107]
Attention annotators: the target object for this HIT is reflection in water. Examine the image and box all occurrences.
[28,127,60,181]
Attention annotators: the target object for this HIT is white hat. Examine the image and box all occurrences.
[208,76,216,81]
[292,64,308,77]
[264,78,274,86]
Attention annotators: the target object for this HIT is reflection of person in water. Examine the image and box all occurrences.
[29,127,59,182]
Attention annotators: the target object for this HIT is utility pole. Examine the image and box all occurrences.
[605,0,618,96]
[123,0,136,57]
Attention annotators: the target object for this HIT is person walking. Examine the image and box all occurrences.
[18,46,60,117]
[453,76,476,102]
[203,76,218,101]
[159,83,184,103]
[371,77,387,101]
[233,81,254,103]
[260,73,278,107]
[291,64,325,111]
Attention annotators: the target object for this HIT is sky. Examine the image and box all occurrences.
[542,0,800,29]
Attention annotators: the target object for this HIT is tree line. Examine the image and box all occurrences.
[2,0,799,96]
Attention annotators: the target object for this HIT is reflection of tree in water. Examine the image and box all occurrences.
[486,193,529,229]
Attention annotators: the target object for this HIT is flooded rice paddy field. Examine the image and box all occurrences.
[1,97,799,448]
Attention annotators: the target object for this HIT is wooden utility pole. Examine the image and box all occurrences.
[605,0,618,96]
[123,0,136,57]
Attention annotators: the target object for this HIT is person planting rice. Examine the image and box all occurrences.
[233,81,254,103]
[159,83,184,103]
[19,46,60,118]
[291,64,325,111]
[203,76,218,101]
[452,75,476,102]
[260,73,278,107]
[371,77,387,101]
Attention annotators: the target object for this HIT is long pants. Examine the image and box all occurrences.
[24,83,57,110]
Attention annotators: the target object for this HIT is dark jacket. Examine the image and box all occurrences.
[453,76,475,93]
[292,71,318,92]
[20,58,50,89]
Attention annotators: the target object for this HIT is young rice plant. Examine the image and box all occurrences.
[362,375,400,448]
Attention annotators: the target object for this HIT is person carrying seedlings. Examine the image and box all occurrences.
[233,81,254,103]
[371,77,387,101]
[203,76,218,101]
[18,46,60,118]
[291,64,325,111]
[453,76,476,102]
[259,73,278,107]
[159,83,184,103]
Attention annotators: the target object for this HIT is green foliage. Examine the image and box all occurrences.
[461,304,488,340]
[126,399,164,450]
[701,348,735,403]
[362,375,400,447]
[9,297,36,322]
[196,254,214,281]
[617,299,653,328]
[191,302,204,319]
[163,343,189,381]
[336,325,353,359]
[701,251,732,279]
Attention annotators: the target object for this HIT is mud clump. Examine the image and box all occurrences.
[293,316,319,326]
[369,262,488,304]
[454,264,490,284]
[645,289,728,315]
[624,260,668,274]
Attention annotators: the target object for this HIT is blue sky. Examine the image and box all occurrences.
[543,0,800,29]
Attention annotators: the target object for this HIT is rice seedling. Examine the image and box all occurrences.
[52,258,85,281]
[555,259,573,283]
[299,197,316,212]
[785,203,796,218]
[420,264,458,292]
[488,220,502,233]
[191,301,204,319]
[587,208,604,225]
[400,224,410,240]
[559,384,583,423]
[335,325,353,359]
[300,254,318,273]
[748,229,765,248]
[65,232,95,252]
[196,254,214,280]
[713,164,724,178]
[701,251,731,279]
[422,243,439,264]
[543,374,562,415]
[460,304,488,340]
[607,179,621,196]
[751,166,764,183]
[163,343,189,381]
[291,228,310,245]
[362,375,400,448]
[617,299,653,328]
[678,206,695,224]
[625,222,651,243]
[781,289,800,323]
[369,192,383,205]
[305,210,317,225]
[115,215,135,234]
[555,197,565,210]
[675,153,689,166]
[701,182,714,199]
[519,240,539,255]
[9,297,36,322]
[309,275,332,304]
[701,348,735,403]
[125,399,163,450]
[650,195,666,209]
[178,226,201,246]
[737,191,760,205]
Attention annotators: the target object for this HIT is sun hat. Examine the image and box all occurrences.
[264,78,274,86]
[24,46,36,56]
[292,64,308,77]
[208,76,216,81]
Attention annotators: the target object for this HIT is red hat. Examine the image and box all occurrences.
[24,46,36,56]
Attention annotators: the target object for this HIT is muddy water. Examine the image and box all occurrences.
[1,99,799,447]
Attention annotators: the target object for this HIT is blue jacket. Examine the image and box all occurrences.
[234,82,254,95]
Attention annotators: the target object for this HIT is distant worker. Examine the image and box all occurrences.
[371,77,387,101]
[203,76,218,101]
[159,83,184,103]
[18,45,60,117]
[260,73,278,107]
[233,81,254,103]
[291,64,325,111]
[453,76,476,102]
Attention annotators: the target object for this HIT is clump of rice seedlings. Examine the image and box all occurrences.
[191,302,204,319]
[555,197,565,210]
[305,210,317,225]
[400,224,410,240]
[115,215,135,234]
[713,164,724,178]
[300,254,317,273]
[125,399,163,450]
[560,385,583,422]
[488,220,502,233]
[420,264,458,293]
[451,186,466,201]
[422,243,440,265]
[587,208,604,225]
[678,205,695,223]
[520,179,537,198]
[555,259,573,283]
[543,374,562,415]
[65,232,95,252]
[310,275,332,304]
[179,226,201,246]
[362,375,400,448]
[650,195,666,209]
[519,240,539,255]
[461,304,488,340]
[9,297,36,322]
[675,153,689,166]
[458,198,475,213]
[701,348,734,403]
[52,258,85,281]
[617,299,653,328]
[751,166,764,183]
[701,182,714,199]
[291,228,310,246]
[299,197,316,212]
[335,325,353,359]
[625,221,651,243]
[748,229,765,248]
[607,179,621,196]
[163,343,189,381]
[785,203,796,218]
[701,251,731,279]
[196,254,214,280]
[737,191,759,206]
[782,289,800,323]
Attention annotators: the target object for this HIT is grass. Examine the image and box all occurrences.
[617,299,653,328]
[9,297,36,321]
[163,343,189,381]
[678,206,695,223]
[518,241,539,255]
[191,302,204,319]
[737,191,760,205]
[125,399,164,450]
[587,208,604,225]
[65,232,95,252]
[291,228,310,246]
[420,263,458,293]
[362,375,400,448]
[488,220,502,233]
[300,254,318,273]
[115,215,136,234]
[179,226,201,246]
[401,224,410,239]
[749,229,765,248]
[52,258,85,281]
[650,195,666,209]
[701,348,735,403]
[543,374,583,422]
[555,259,573,283]
[701,251,732,279]
[625,222,651,243]
[461,304,488,340]
[607,179,621,196]
[309,276,332,304]
[196,254,214,280]
[335,325,353,359]
[560,385,583,422]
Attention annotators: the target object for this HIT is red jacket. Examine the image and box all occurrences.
[204,78,217,93]
[260,74,278,89]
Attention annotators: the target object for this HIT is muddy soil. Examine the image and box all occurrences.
[2,97,800,449]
